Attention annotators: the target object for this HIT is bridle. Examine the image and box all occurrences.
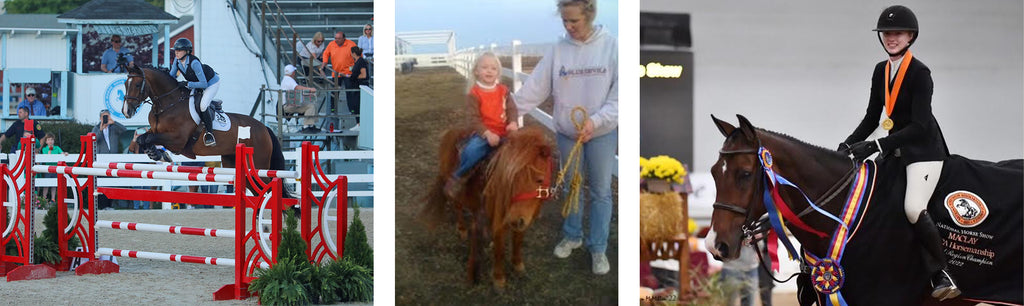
[124,71,184,116]
[511,156,556,203]
[712,146,859,241]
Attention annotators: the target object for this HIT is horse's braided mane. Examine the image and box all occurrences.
[756,128,847,159]
[141,66,177,84]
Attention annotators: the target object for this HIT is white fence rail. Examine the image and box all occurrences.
[22,147,373,209]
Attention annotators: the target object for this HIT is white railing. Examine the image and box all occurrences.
[24,147,372,209]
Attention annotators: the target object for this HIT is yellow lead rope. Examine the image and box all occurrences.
[556,107,587,217]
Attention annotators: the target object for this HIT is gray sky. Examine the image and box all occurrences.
[643,0,1024,172]
[397,0,618,53]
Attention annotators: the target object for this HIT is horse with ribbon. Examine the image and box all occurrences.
[121,66,289,192]
[705,115,1021,306]
[419,124,556,290]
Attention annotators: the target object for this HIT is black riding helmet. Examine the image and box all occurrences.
[172,38,193,53]
[873,5,919,56]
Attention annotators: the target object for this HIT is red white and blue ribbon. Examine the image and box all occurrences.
[758,147,847,263]
[803,160,877,306]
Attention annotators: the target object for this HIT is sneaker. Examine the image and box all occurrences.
[300,126,320,134]
[349,124,360,132]
[592,252,610,275]
[553,238,582,258]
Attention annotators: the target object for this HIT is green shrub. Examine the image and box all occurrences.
[33,197,80,265]
[249,257,313,306]
[323,258,373,302]
[343,202,373,269]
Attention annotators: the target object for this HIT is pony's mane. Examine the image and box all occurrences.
[482,126,553,230]
[756,128,847,159]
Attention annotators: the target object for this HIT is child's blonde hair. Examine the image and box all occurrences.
[468,52,503,92]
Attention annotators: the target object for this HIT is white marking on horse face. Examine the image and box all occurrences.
[721,159,728,175]
[705,228,720,258]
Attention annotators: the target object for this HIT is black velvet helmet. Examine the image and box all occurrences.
[873,5,919,55]
[172,38,193,53]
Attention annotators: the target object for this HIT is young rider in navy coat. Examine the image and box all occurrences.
[840,5,959,301]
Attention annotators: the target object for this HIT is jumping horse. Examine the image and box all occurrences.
[122,66,288,187]
[706,115,1021,306]
[419,125,555,290]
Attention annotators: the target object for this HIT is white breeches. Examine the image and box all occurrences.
[190,81,220,112]
[905,161,944,223]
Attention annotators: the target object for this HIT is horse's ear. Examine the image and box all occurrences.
[711,114,735,138]
[736,114,758,142]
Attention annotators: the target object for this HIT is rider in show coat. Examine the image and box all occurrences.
[840,5,959,301]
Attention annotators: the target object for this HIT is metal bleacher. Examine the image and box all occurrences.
[233,0,372,149]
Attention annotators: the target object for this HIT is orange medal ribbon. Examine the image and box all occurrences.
[883,51,913,130]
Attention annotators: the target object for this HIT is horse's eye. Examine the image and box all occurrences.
[740,171,752,179]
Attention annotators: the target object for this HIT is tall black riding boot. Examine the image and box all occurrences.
[915,211,961,301]
[202,108,216,146]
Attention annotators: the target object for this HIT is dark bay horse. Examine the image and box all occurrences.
[121,66,286,178]
[706,115,989,306]
[419,125,555,290]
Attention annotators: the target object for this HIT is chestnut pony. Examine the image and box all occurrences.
[420,125,555,289]
[121,66,287,182]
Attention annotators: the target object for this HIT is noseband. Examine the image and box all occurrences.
[511,156,556,203]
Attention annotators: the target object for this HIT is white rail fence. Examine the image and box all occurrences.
[21,148,372,209]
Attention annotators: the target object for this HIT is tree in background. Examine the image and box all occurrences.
[5,0,165,14]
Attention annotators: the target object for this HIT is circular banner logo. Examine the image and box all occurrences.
[104,78,128,119]
[943,190,989,228]
[810,258,844,294]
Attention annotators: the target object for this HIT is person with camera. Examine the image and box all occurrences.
[100,34,134,73]
[92,109,127,154]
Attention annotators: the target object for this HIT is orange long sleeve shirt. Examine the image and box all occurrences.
[467,84,517,137]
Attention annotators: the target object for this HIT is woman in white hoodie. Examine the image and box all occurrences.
[515,0,618,275]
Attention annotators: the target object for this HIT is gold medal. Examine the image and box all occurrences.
[882,118,894,130]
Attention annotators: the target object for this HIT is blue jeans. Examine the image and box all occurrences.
[454,134,493,177]
[721,268,758,306]
[558,129,616,254]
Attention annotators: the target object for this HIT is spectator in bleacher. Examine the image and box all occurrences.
[17,87,46,116]
[319,31,356,88]
[0,106,45,153]
[100,34,134,73]
[280,64,320,133]
[92,109,127,154]
[358,24,373,58]
[296,31,326,77]
[348,46,369,131]
[515,0,618,276]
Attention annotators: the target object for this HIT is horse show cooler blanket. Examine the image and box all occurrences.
[929,155,1022,304]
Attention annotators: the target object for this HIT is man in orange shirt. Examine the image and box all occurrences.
[319,31,356,87]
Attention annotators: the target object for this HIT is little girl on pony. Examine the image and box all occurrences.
[444,52,519,197]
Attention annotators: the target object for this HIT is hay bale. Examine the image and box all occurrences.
[640,192,684,241]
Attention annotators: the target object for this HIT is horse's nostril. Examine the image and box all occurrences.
[716,242,730,259]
